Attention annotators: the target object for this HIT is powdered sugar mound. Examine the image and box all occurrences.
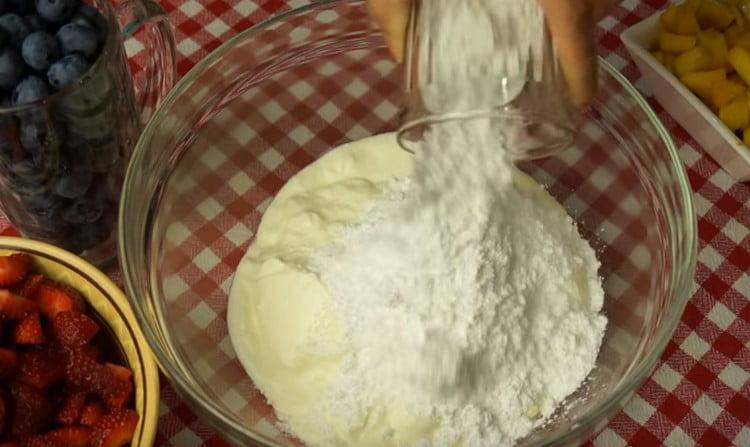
[310,121,607,446]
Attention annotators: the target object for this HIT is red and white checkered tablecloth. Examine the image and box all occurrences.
[2,0,749,445]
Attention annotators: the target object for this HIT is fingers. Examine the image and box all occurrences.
[367,0,411,62]
[365,0,617,103]
[538,0,599,108]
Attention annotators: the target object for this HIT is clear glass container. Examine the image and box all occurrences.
[118,1,696,445]
[0,0,175,266]
[399,0,577,159]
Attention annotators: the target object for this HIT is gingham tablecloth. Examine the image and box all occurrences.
[2,0,749,445]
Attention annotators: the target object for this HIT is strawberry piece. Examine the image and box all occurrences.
[0,291,38,320]
[91,409,139,447]
[9,381,53,437]
[79,343,101,361]
[65,348,112,394]
[79,401,105,427]
[65,349,132,410]
[52,311,99,347]
[23,426,92,447]
[102,378,133,411]
[35,282,84,321]
[56,390,87,425]
[14,273,44,299]
[104,363,132,382]
[0,347,19,378]
[20,350,67,389]
[13,313,44,344]
[0,253,32,287]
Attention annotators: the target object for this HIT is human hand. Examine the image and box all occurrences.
[366,0,620,107]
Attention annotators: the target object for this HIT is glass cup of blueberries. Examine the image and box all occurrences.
[0,0,175,266]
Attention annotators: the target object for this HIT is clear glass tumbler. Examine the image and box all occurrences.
[0,0,175,266]
[399,0,577,159]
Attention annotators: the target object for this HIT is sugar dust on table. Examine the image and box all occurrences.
[0,0,119,254]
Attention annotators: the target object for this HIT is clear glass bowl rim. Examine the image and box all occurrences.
[118,1,698,445]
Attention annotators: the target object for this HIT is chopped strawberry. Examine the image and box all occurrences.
[102,378,133,411]
[104,363,132,383]
[14,274,44,299]
[90,409,139,447]
[34,283,84,321]
[0,253,31,287]
[23,426,92,447]
[0,347,19,378]
[79,343,101,361]
[13,313,44,344]
[0,291,38,320]
[79,401,105,427]
[20,350,67,389]
[56,390,87,425]
[65,350,132,410]
[9,381,53,437]
[52,311,99,347]
[64,348,111,394]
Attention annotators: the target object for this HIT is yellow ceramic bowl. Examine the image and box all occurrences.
[0,236,159,446]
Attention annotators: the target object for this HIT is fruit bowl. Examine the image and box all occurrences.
[622,5,750,182]
[0,236,159,446]
[119,1,696,445]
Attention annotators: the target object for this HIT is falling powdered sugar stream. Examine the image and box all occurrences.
[306,1,607,445]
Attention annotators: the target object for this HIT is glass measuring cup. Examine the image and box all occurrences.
[0,0,175,266]
[398,0,577,159]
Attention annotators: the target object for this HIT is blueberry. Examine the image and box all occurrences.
[24,14,46,32]
[28,142,52,167]
[34,0,77,22]
[57,64,108,112]
[12,75,50,105]
[71,4,105,43]
[53,157,91,198]
[9,0,34,13]
[0,46,23,89]
[22,190,60,214]
[46,53,87,90]
[32,207,68,242]
[61,195,101,223]
[8,158,50,194]
[19,116,62,155]
[56,22,96,57]
[19,118,46,149]
[64,108,112,141]
[0,13,29,49]
[22,31,59,70]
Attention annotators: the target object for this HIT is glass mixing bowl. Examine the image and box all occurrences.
[118,1,697,445]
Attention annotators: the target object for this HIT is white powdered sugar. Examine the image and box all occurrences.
[309,120,607,446]
[270,1,606,445]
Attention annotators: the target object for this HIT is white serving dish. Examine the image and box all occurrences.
[621,9,750,182]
